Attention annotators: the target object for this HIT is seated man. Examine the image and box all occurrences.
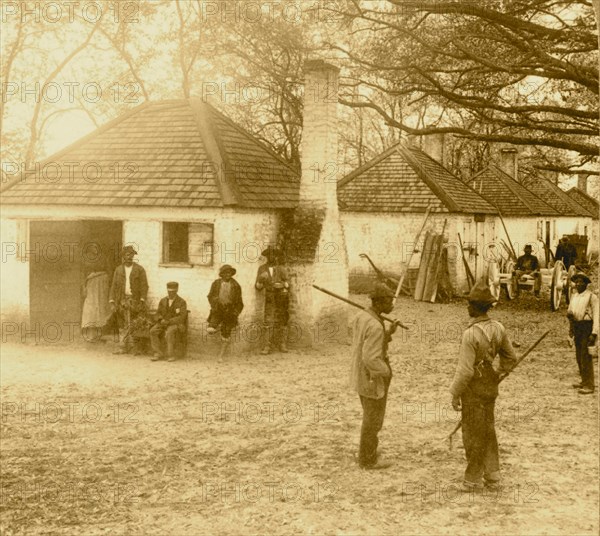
[150,282,188,362]
[555,235,577,269]
[513,244,541,297]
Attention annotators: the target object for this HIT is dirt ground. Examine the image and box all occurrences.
[1,292,598,535]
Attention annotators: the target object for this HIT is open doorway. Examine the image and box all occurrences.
[29,220,122,342]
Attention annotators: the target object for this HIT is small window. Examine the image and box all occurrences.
[162,222,214,266]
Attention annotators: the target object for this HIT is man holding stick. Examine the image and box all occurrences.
[450,280,517,491]
[350,283,401,470]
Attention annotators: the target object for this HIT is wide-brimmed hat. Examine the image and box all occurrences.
[122,245,137,255]
[261,246,283,260]
[219,264,237,276]
[370,282,395,300]
[571,273,591,285]
[468,279,498,306]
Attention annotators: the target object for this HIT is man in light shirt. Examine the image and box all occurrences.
[350,282,401,470]
[567,273,598,395]
[109,245,149,354]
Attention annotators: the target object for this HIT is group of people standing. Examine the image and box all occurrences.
[81,245,291,360]
[350,262,597,491]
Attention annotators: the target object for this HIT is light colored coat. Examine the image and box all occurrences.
[349,309,391,399]
[81,272,111,328]
[449,316,517,397]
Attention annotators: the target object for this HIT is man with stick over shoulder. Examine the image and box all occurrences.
[450,280,517,491]
[350,283,401,470]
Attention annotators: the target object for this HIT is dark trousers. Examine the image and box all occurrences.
[358,378,391,467]
[461,391,500,486]
[208,305,239,339]
[573,320,594,390]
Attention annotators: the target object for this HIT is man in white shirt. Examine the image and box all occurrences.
[567,273,598,395]
[109,245,149,354]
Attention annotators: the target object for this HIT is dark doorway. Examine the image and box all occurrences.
[29,220,122,342]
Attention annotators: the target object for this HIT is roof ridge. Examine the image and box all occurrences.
[488,164,558,216]
[407,144,497,213]
[203,101,299,175]
[567,186,600,207]
[338,142,402,188]
[397,144,461,212]
[533,176,590,217]
[1,100,153,194]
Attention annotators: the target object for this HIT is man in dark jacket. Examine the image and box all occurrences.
[255,246,290,354]
[513,244,541,297]
[450,280,517,491]
[207,264,244,357]
[150,282,188,362]
[109,245,149,354]
[555,235,577,269]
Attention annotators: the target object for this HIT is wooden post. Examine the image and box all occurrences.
[428,219,448,303]
[393,206,431,304]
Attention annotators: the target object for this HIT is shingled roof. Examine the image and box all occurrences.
[337,143,496,214]
[467,165,559,216]
[1,99,299,209]
[566,187,599,219]
[522,177,593,217]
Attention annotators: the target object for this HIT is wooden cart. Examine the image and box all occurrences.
[487,259,576,311]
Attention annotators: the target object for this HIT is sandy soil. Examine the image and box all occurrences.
[1,293,598,535]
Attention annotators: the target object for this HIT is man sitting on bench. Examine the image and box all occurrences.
[514,244,541,297]
[150,281,188,362]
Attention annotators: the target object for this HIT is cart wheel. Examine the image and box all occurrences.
[550,261,565,312]
[487,261,501,301]
[504,260,516,300]
[565,264,577,305]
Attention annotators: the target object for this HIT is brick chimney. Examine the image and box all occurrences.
[282,59,349,347]
[422,133,445,166]
[577,173,588,193]
[499,147,518,180]
[299,59,340,210]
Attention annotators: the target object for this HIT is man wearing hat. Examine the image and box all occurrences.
[555,235,577,270]
[567,273,598,395]
[109,245,149,354]
[450,279,517,491]
[207,265,244,357]
[150,282,188,362]
[514,244,541,297]
[255,246,290,355]
[350,282,401,470]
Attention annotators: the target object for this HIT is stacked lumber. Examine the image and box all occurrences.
[414,221,449,303]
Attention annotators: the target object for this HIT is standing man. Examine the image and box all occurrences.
[207,264,244,358]
[150,282,188,362]
[514,244,541,297]
[567,273,598,395]
[450,280,517,491]
[255,246,290,355]
[109,245,149,354]
[555,235,578,269]
[350,283,400,470]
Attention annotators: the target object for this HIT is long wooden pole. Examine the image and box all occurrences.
[312,285,409,329]
[498,209,518,261]
[458,232,475,289]
[393,205,432,305]
[445,330,549,445]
